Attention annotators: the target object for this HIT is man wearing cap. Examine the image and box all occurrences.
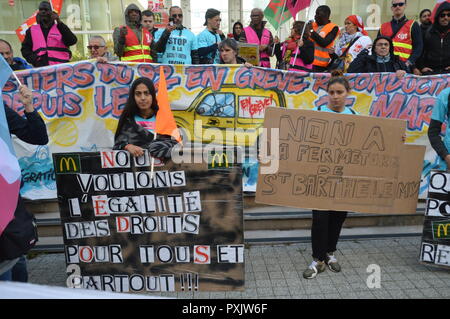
[153,6,199,64]
[239,8,274,68]
[197,8,225,64]
[21,1,77,67]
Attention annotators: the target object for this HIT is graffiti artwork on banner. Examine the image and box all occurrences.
[3,61,450,199]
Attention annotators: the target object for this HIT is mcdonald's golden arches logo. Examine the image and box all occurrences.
[54,154,81,174]
[432,220,450,239]
[208,151,231,169]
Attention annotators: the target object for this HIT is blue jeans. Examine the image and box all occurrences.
[0,256,28,282]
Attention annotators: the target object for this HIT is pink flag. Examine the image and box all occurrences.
[287,0,312,18]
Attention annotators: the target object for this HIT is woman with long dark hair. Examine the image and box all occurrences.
[114,77,178,159]
[232,21,244,41]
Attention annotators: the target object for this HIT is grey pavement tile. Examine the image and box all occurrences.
[412,279,432,289]
[356,291,376,299]
[340,292,360,299]
[256,287,274,297]
[403,289,425,299]
[209,292,227,299]
[256,279,272,288]
[252,264,268,272]
[269,271,285,280]
[270,279,288,287]
[266,264,282,272]
[387,289,410,299]
[323,293,341,299]
[241,288,258,298]
[381,281,401,290]
[193,292,211,299]
[439,289,450,298]
[395,280,417,289]
[371,290,393,299]
[177,292,194,299]
[336,283,355,292]
[245,280,257,288]
[305,294,325,299]
[283,271,300,279]
[254,271,270,280]
[421,288,442,298]
[225,291,243,299]
[273,287,291,296]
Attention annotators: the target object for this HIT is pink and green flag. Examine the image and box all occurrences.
[264,0,292,30]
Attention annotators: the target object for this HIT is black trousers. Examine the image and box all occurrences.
[311,210,348,261]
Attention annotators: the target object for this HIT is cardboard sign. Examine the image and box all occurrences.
[256,108,425,214]
[420,170,450,269]
[238,43,260,66]
[53,150,244,293]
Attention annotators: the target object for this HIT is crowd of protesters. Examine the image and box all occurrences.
[1,1,448,76]
[1,0,450,285]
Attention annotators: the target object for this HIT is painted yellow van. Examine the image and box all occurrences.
[173,84,286,146]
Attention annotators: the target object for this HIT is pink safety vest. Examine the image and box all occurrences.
[244,26,271,68]
[31,24,71,65]
[288,47,312,73]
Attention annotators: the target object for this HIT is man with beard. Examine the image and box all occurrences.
[197,8,225,64]
[113,4,154,63]
[21,1,77,67]
[239,8,274,68]
[419,9,432,35]
[153,6,199,64]
[417,1,450,75]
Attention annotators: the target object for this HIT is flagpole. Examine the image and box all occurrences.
[292,5,311,67]
[149,134,157,180]
[11,72,22,86]
[272,0,288,57]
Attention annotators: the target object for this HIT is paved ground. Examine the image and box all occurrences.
[26,236,450,299]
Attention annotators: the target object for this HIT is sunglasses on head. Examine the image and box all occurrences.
[87,45,104,50]
[392,2,405,7]
[172,14,183,18]
[440,12,450,18]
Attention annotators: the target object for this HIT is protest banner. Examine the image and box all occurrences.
[238,43,260,66]
[53,149,244,292]
[2,61,447,200]
[420,170,450,269]
[255,108,425,214]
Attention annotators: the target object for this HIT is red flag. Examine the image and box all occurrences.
[431,0,450,23]
[287,0,312,19]
[15,0,64,42]
[8,0,15,6]
[156,66,182,143]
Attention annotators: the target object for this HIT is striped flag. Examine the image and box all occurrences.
[264,0,292,30]
[0,55,21,236]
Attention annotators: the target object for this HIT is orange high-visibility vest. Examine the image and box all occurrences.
[122,26,153,62]
[311,22,339,68]
[380,20,414,62]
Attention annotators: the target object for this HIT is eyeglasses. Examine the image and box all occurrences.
[440,13,450,18]
[172,14,183,18]
[87,45,105,50]
[392,2,405,8]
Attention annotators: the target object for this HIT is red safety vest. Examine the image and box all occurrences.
[122,26,153,63]
[30,24,71,65]
[244,26,271,68]
[380,19,414,62]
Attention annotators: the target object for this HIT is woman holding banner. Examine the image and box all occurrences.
[303,70,356,279]
[113,77,178,159]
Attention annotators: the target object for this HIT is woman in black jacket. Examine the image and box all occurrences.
[113,77,178,159]
[416,1,450,75]
[347,36,408,79]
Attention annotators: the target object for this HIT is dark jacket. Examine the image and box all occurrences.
[5,106,48,145]
[347,37,408,73]
[113,117,177,159]
[10,57,32,71]
[417,1,450,74]
[21,22,77,68]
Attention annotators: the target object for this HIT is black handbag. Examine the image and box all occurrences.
[0,196,38,262]
[328,36,360,71]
